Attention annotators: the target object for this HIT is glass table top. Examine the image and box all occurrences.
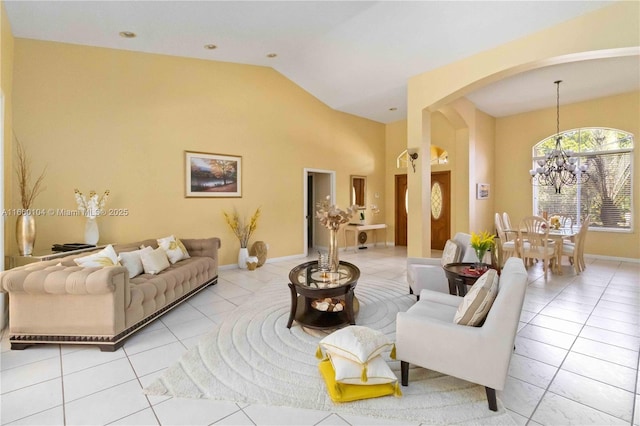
[289,261,360,289]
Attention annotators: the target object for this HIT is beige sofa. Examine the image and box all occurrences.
[0,237,220,351]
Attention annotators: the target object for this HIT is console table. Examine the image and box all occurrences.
[7,245,106,269]
[343,223,387,252]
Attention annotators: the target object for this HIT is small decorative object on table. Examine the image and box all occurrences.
[549,215,561,230]
[223,207,261,269]
[316,196,356,272]
[470,230,495,272]
[74,189,109,245]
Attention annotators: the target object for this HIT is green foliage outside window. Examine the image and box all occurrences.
[533,128,633,230]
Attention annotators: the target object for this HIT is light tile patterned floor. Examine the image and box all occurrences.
[1,246,638,425]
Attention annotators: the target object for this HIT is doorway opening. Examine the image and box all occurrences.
[303,169,336,256]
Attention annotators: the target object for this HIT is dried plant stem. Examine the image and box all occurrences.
[15,136,46,210]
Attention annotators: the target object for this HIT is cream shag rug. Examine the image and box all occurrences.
[144,275,515,425]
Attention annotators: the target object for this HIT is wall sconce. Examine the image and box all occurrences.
[407,148,419,173]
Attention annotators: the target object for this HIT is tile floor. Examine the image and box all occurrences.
[1,246,638,425]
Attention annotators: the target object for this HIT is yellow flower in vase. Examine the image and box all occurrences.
[470,231,495,268]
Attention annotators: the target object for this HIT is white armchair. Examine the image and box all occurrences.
[396,257,528,411]
[406,232,479,297]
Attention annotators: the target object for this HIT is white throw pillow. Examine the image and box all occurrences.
[318,326,394,367]
[140,247,170,275]
[440,239,460,267]
[118,249,144,278]
[453,269,499,326]
[330,354,398,385]
[74,245,119,267]
[157,235,190,264]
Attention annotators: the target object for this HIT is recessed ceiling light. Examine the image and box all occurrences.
[389,107,398,111]
[204,44,217,50]
[266,53,277,58]
[119,31,136,39]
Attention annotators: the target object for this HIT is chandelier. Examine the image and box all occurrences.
[529,80,589,194]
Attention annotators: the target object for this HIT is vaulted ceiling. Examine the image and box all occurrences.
[4,1,639,123]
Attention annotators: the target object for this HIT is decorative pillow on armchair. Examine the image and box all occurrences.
[454,269,499,326]
[157,235,190,264]
[74,245,119,267]
[440,239,460,267]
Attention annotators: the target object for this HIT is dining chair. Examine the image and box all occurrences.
[561,215,591,274]
[494,213,518,265]
[518,216,556,279]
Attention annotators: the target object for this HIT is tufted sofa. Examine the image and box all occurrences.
[0,237,220,351]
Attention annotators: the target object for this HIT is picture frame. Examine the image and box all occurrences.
[476,183,490,200]
[185,151,242,198]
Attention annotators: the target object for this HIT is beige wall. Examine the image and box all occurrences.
[1,1,14,260]
[9,39,385,266]
[384,119,408,244]
[495,91,640,259]
[406,1,639,257]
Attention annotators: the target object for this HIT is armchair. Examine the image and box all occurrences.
[396,257,528,411]
[406,233,478,297]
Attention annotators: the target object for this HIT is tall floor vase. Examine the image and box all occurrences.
[84,218,99,245]
[16,214,36,256]
[238,247,249,269]
[328,228,339,272]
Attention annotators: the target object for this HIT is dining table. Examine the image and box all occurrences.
[505,226,578,274]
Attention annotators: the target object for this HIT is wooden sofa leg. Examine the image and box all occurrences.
[485,387,497,411]
[401,361,409,386]
[11,343,30,350]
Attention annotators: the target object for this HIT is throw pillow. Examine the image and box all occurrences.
[453,269,499,326]
[157,235,190,264]
[330,354,398,385]
[140,247,170,275]
[316,326,395,379]
[74,245,119,267]
[118,249,144,278]
[440,239,460,267]
[318,358,401,403]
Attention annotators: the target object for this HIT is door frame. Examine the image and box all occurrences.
[303,168,336,256]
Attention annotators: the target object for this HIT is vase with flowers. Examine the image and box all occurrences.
[15,138,47,255]
[223,207,261,269]
[316,196,356,272]
[74,189,110,245]
[470,230,495,272]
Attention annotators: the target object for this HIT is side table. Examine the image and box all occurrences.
[443,262,496,297]
[7,245,106,269]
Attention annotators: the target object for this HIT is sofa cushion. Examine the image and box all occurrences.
[74,245,119,267]
[140,247,170,275]
[454,269,498,326]
[118,249,144,278]
[157,235,190,264]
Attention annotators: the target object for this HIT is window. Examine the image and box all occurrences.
[533,128,634,231]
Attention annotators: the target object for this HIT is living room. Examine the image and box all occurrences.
[1,1,639,425]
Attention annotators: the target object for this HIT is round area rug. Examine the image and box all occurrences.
[144,275,515,425]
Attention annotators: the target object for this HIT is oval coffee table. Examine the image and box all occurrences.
[287,260,360,329]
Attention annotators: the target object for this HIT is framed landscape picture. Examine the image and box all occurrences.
[476,183,490,200]
[185,151,242,197]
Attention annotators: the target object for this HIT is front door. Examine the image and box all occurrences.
[430,171,451,250]
[395,174,408,246]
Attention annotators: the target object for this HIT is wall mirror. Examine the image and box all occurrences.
[350,175,366,209]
